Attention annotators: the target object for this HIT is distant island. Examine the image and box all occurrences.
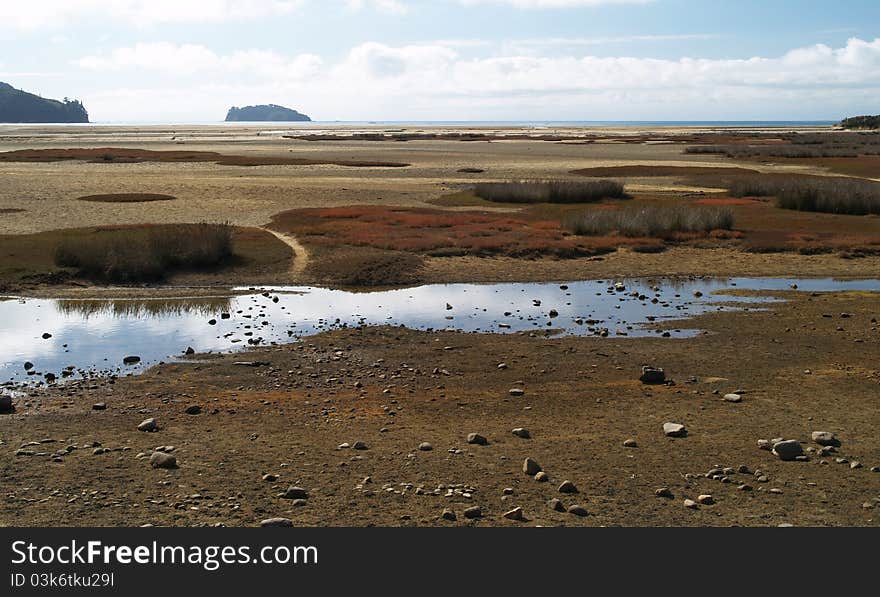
[225,104,311,122]
[840,115,880,130]
[0,82,89,123]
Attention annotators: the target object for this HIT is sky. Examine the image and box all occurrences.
[1,0,879,122]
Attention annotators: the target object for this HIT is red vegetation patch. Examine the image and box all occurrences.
[78,193,176,203]
[269,205,636,258]
[0,148,409,168]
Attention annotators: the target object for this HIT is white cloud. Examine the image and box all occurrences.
[70,37,880,121]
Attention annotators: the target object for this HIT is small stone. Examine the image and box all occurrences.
[282,486,308,500]
[548,498,566,512]
[811,431,839,447]
[184,405,201,415]
[137,418,158,432]
[523,457,542,476]
[567,505,588,517]
[352,441,368,450]
[772,440,804,461]
[663,422,687,438]
[149,452,177,469]
[697,494,714,505]
[123,355,141,365]
[640,366,666,384]
[738,484,753,492]
[655,487,673,498]
[260,518,293,527]
[418,442,433,451]
[509,388,525,396]
[850,461,863,470]
[503,507,525,521]
[92,402,107,411]
[512,428,531,439]
[723,393,742,403]
[558,480,578,494]
[467,433,488,446]
[623,439,638,448]
[683,499,699,509]
[441,509,456,521]
[757,439,772,451]
[262,474,278,482]
[463,506,482,519]
[502,487,514,495]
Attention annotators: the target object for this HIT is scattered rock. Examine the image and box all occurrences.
[683,499,699,509]
[123,355,141,365]
[352,441,368,450]
[418,442,433,451]
[184,405,201,415]
[137,418,158,432]
[623,439,638,448]
[260,518,293,527]
[149,452,177,469]
[655,487,674,498]
[811,431,840,447]
[0,394,13,413]
[467,433,488,446]
[640,366,666,384]
[772,440,804,461]
[282,486,308,500]
[509,388,525,396]
[441,509,456,521]
[503,507,525,521]
[558,480,578,494]
[548,498,566,512]
[523,457,542,476]
[262,474,278,482]
[567,505,588,517]
[663,422,687,438]
[534,472,549,483]
[92,402,107,411]
[463,506,482,519]
[512,428,531,439]
[723,393,742,403]
[697,494,715,505]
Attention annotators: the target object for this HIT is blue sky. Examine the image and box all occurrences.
[1,0,878,121]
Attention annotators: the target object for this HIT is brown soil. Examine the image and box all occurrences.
[78,194,176,203]
[0,148,409,168]
[2,289,877,527]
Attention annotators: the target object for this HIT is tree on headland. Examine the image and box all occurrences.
[840,115,880,130]
[0,82,89,123]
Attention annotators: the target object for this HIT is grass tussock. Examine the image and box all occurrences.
[566,205,734,239]
[474,180,626,204]
[729,176,880,215]
[55,223,234,283]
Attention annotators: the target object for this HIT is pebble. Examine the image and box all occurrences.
[137,418,158,432]
[418,442,433,451]
[655,487,673,498]
[850,461,863,470]
[723,393,742,403]
[523,457,542,476]
[623,439,638,448]
[0,394,13,412]
[184,405,201,415]
[353,441,368,450]
[772,440,804,461]
[503,507,525,521]
[441,509,456,521]
[509,388,525,396]
[91,402,107,411]
[558,480,578,494]
[697,494,714,505]
[262,474,278,482]
[567,505,588,517]
[467,433,488,446]
[534,472,549,483]
[149,452,177,469]
[663,422,687,438]
[512,428,531,439]
[683,499,699,509]
[123,355,141,365]
[260,518,293,527]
